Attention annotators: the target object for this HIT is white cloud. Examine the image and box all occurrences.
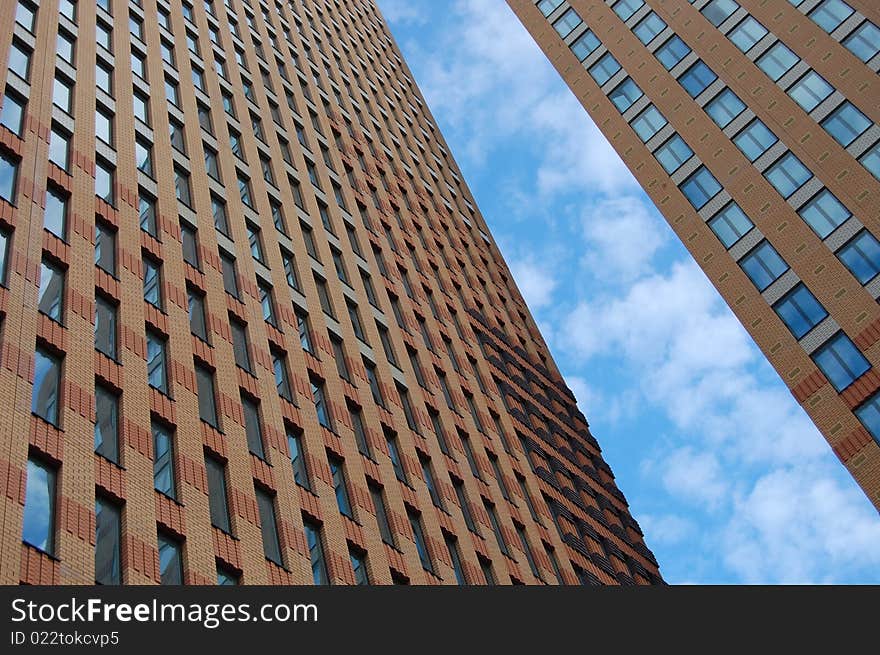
[508,258,558,309]
[656,447,729,509]
[637,513,696,546]
[376,0,428,25]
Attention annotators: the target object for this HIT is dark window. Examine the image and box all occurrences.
[158,534,183,585]
[94,385,119,463]
[221,253,239,298]
[32,348,61,425]
[484,500,509,556]
[350,548,369,585]
[188,289,208,341]
[329,455,353,518]
[304,520,329,584]
[365,359,384,407]
[153,421,176,498]
[773,283,828,339]
[95,498,121,584]
[206,456,231,533]
[256,488,282,565]
[196,363,218,427]
[95,223,116,274]
[812,332,870,392]
[387,431,407,483]
[272,350,293,402]
[143,257,162,309]
[408,509,433,573]
[146,331,168,393]
[516,524,540,578]
[370,484,395,546]
[95,297,116,359]
[38,259,64,322]
[181,223,199,268]
[287,428,310,489]
[231,320,253,373]
[421,455,443,508]
[312,378,332,430]
[837,229,880,284]
[242,395,265,459]
[22,458,56,554]
[739,240,789,291]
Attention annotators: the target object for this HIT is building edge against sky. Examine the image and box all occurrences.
[508,0,880,510]
[0,0,661,585]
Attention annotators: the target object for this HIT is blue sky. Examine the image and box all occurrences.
[376,0,880,584]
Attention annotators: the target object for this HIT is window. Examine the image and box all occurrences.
[757,42,799,82]
[272,350,293,402]
[855,391,880,445]
[479,557,496,585]
[739,240,789,291]
[734,119,778,162]
[146,331,168,393]
[350,548,369,585]
[95,498,121,584]
[808,0,854,33]
[1,89,25,135]
[589,53,620,86]
[312,379,332,431]
[631,105,667,142]
[484,500,510,556]
[860,141,880,181]
[38,260,64,323]
[174,166,191,206]
[288,428,310,488]
[217,567,238,586]
[247,223,264,262]
[0,152,16,202]
[329,456,353,518]
[837,229,880,284]
[0,228,10,285]
[773,283,827,339]
[570,29,600,61]
[729,16,768,53]
[259,282,276,325]
[49,126,70,170]
[489,454,510,499]
[164,78,179,106]
[138,192,156,236]
[204,147,220,180]
[655,35,690,70]
[96,63,112,96]
[812,332,869,392]
[633,12,666,44]
[708,202,754,247]
[537,0,563,17]
[242,396,265,459]
[44,188,67,240]
[608,77,642,112]
[612,0,644,21]
[256,488,282,565]
[186,289,207,343]
[153,422,175,497]
[53,76,72,113]
[95,297,116,359]
[365,359,384,407]
[95,223,115,274]
[8,40,31,81]
[821,101,871,148]
[421,456,443,508]
[347,301,366,341]
[158,534,182,585]
[386,431,407,483]
[702,0,740,26]
[654,134,693,174]
[304,520,329,584]
[238,174,253,208]
[133,91,149,124]
[15,1,37,31]
[844,21,880,63]
[787,70,833,113]
[679,61,716,98]
[453,479,477,533]
[196,364,218,427]
[230,320,252,373]
[221,253,239,298]
[798,189,850,238]
[680,166,721,210]
[95,109,113,145]
[206,457,231,533]
[131,50,146,80]
[552,8,582,38]
[370,484,395,546]
[408,509,433,573]
[705,89,746,129]
[143,257,162,309]
[22,458,55,554]
[516,525,540,579]
[764,152,811,198]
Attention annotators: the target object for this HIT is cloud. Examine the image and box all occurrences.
[376,0,429,25]
[637,513,696,546]
[508,258,558,309]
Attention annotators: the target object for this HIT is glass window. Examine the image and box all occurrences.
[589,52,621,86]
[1,89,26,135]
[38,260,64,322]
[188,289,207,341]
[837,229,880,284]
[242,396,265,459]
[679,61,716,98]
[15,1,37,31]
[95,297,116,359]
[609,77,643,113]
[158,534,182,585]
[135,138,153,176]
[537,0,563,17]
[757,42,799,82]
[312,379,332,430]
[408,509,433,572]
[94,385,118,463]
[153,422,175,497]
[855,390,880,446]
[217,567,238,585]
[655,35,690,70]
[206,457,231,533]
[798,188,850,238]
[708,201,754,247]
[287,427,310,488]
[96,159,114,204]
[230,320,252,373]
[786,70,833,113]
[95,223,115,274]
[259,282,276,325]
[860,141,880,181]
[0,228,10,286]
[138,192,156,235]
[734,118,778,162]
[96,109,112,145]
[764,152,811,198]
[552,8,582,39]
[196,364,218,427]
[702,0,739,26]
[96,62,112,96]
[53,76,72,113]
[8,40,31,81]
[613,0,644,21]
[174,166,191,206]
[484,500,510,556]
[0,152,17,203]
[634,12,666,44]
[631,104,667,142]
[255,488,282,565]
[808,0,854,33]
[350,548,369,585]
[843,21,880,63]
[49,127,70,170]
[146,331,168,393]
[143,257,161,308]
[95,498,121,584]
[773,283,828,339]
[812,332,869,392]
[654,134,693,174]
[44,188,67,239]
[181,223,198,268]
[22,458,55,554]
[680,166,722,210]
[705,88,746,128]
[739,240,789,291]
[272,350,292,401]
[221,253,239,298]
[729,16,768,53]
[570,29,600,61]
[821,101,872,148]
[329,456,353,517]
[454,479,477,533]
[304,520,328,584]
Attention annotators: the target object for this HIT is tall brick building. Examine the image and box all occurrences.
[509,0,880,510]
[0,0,661,585]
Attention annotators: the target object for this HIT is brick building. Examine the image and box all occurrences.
[0,0,661,585]
[509,0,880,510]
